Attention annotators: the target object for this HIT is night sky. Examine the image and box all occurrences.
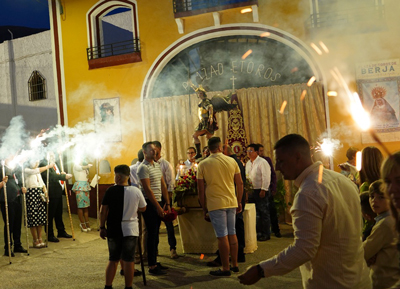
[0,0,50,29]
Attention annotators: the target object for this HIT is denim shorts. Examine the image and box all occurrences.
[107,236,138,262]
[208,208,236,238]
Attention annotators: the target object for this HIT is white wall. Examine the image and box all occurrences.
[0,31,57,133]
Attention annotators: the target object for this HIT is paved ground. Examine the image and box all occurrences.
[0,207,302,289]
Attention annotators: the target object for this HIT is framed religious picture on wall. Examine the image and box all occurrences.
[358,77,400,132]
[93,97,122,142]
[356,59,400,142]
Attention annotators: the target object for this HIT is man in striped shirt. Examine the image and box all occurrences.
[239,134,371,289]
[138,141,171,276]
[153,140,179,259]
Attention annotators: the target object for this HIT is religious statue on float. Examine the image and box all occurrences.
[189,80,237,159]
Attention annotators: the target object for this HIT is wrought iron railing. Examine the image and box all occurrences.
[305,5,385,30]
[173,0,257,15]
[87,39,140,60]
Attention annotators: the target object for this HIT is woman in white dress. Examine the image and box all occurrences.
[24,160,52,248]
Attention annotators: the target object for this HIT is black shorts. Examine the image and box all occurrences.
[107,236,138,262]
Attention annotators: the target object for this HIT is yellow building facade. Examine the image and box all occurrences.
[48,0,400,183]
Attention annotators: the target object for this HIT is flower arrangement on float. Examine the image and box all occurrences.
[173,168,198,213]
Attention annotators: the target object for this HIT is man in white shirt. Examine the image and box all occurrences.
[175,146,197,180]
[245,143,271,241]
[153,141,179,259]
[129,149,144,188]
[239,134,371,289]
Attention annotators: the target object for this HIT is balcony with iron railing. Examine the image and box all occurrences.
[305,4,386,35]
[173,0,258,18]
[87,39,141,69]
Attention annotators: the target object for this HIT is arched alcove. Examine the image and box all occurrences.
[141,24,329,168]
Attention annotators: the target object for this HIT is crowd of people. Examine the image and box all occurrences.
[2,133,400,289]
[0,151,75,259]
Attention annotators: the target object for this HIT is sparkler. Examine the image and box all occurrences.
[240,8,252,13]
[94,148,101,230]
[21,163,30,255]
[349,92,371,132]
[45,153,50,247]
[260,32,270,37]
[307,76,316,87]
[241,49,252,60]
[318,164,324,184]
[333,67,392,156]
[310,43,322,55]
[320,139,335,157]
[315,138,342,158]
[300,90,307,101]
[179,164,184,177]
[318,41,329,53]
[279,100,287,114]
[356,151,362,171]
[329,69,342,87]
[58,153,75,240]
[2,160,12,264]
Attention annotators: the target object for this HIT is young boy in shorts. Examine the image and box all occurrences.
[100,165,147,289]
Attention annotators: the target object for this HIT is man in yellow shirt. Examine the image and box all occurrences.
[197,137,243,277]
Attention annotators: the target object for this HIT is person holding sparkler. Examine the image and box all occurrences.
[24,160,53,248]
[0,157,27,256]
[72,160,93,232]
[40,152,73,242]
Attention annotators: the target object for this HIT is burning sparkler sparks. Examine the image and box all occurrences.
[320,139,335,157]
[310,43,322,55]
[240,8,252,13]
[318,41,329,53]
[279,100,287,114]
[300,90,307,101]
[327,91,337,97]
[318,164,324,183]
[241,49,252,60]
[315,138,342,157]
[260,32,270,37]
[350,92,370,131]
[307,76,316,87]
[356,151,362,171]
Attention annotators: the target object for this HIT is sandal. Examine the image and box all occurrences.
[85,222,91,232]
[38,238,45,247]
[80,223,88,232]
[33,239,42,248]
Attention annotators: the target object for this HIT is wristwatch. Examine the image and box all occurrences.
[256,264,265,278]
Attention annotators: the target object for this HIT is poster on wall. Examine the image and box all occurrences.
[93,97,122,142]
[356,59,400,143]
